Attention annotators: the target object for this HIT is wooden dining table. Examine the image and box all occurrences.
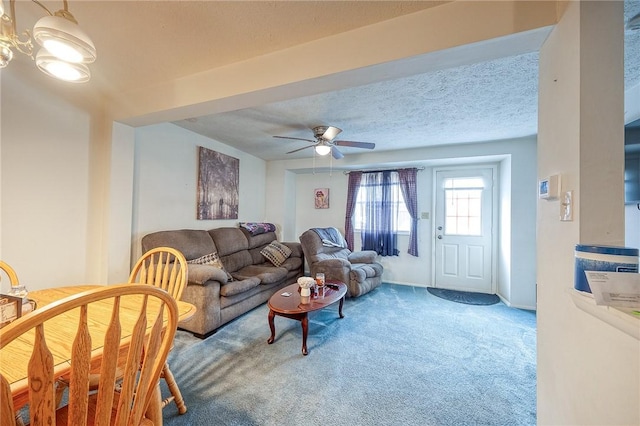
[0,284,196,423]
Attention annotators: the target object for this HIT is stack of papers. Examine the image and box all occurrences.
[585,271,640,308]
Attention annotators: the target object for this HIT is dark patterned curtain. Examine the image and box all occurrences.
[344,171,362,250]
[399,168,419,256]
[362,171,399,256]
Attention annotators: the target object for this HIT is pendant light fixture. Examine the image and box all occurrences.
[0,0,96,82]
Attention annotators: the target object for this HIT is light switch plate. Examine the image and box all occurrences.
[560,190,573,221]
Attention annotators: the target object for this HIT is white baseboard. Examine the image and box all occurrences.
[384,281,430,288]
[497,293,537,311]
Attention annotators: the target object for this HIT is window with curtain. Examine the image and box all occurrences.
[353,175,411,233]
[345,168,418,257]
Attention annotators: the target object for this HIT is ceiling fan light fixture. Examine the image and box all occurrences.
[33,14,96,63]
[313,125,341,141]
[36,49,90,82]
[315,144,332,156]
[276,125,373,158]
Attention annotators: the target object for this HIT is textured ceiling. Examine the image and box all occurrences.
[175,51,542,160]
[171,1,640,161]
[12,1,639,161]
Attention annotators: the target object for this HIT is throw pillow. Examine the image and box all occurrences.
[187,252,233,281]
[260,241,292,267]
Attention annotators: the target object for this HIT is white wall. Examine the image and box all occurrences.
[498,156,512,302]
[107,122,136,282]
[295,172,349,236]
[537,2,639,424]
[131,123,267,263]
[1,67,108,292]
[508,139,538,308]
[0,70,2,263]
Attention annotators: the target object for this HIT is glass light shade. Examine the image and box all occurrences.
[0,42,13,68]
[33,15,96,63]
[0,2,4,17]
[315,144,331,156]
[42,39,83,63]
[36,50,90,82]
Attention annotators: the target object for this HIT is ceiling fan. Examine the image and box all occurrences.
[273,126,375,159]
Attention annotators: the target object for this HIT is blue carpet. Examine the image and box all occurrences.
[427,287,501,305]
[162,283,536,426]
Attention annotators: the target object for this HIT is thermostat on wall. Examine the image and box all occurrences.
[539,175,560,200]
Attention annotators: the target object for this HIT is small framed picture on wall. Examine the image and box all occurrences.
[314,188,329,209]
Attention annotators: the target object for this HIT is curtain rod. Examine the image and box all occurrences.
[343,166,425,175]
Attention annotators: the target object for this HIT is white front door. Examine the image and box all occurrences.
[433,167,495,293]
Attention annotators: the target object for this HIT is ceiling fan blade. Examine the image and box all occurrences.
[331,146,344,159]
[334,140,375,149]
[273,135,316,143]
[322,126,342,141]
[286,145,315,154]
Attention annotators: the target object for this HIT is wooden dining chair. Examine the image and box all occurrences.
[0,284,178,426]
[129,247,187,303]
[0,261,33,313]
[128,247,188,414]
[0,261,27,426]
[0,260,20,287]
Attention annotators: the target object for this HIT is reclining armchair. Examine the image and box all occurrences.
[299,228,383,297]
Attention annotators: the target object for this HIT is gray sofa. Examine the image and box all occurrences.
[142,227,304,338]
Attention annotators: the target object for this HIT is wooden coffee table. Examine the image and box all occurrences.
[267,280,347,355]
